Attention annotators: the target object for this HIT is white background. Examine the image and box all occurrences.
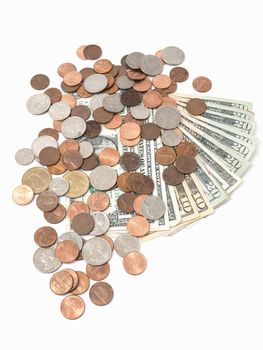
[1,1,262,349]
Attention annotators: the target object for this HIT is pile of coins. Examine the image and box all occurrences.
[13,43,214,320]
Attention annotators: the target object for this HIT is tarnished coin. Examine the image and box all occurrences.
[67,201,90,221]
[139,55,163,76]
[15,148,34,165]
[72,213,95,235]
[60,139,79,154]
[61,116,86,139]
[44,203,66,224]
[176,155,197,173]
[71,104,91,120]
[50,270,73,295]
[58,231,83,251]
[60,295,85,320]
[49,177,69,196]
[163,165,184,185]
[93,107,113,123]
[39,147,60,166]
[102,94,124,113]
[83,44,102,60]
[62,150,83,170]
[36,190,58,212]
[55,240,79,263]
[87,192,110,212]
[131,173,154,195]
[84,74,108,93]
[34,226,57,247]
[48,101,71,120]
[30,74,50,90]
[161,129,184,146]
[192,76,212,92]
[130,105,149,120]
[141,195,166,220]
[44,87,62,104]
[90,165,117,191]
[114,234,141,257]
[170,67,189,82]
[140,123,160,140]
[186,98,207,115]
[85,120,102,138]
[71,271,90,295]
[22,167,51,194]
[26,93,51,115]
[161,46,185,65]
[155,105,181,129]
[82,237,112,266]
[79,141,93,158]
[64,170,90,198]
[119,152,140,171]
[89,212,110,236]
[176,141,197,157]
[116,75,134,89]
[39,127,59,140]
[123,251,147,275]
[57,62,77,77]
[155,146,176,165]
[117,192,137,213]
[89,282,114,306]
[12,184,34,205]
[126,52,144,69]
[86,263,110,281]
[81,153,99,170]
[31,135,58,157]
[120,89,141,107]
[90,93,109,111]
[33,246,62,273]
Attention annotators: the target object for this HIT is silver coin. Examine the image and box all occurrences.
[84,74,108,93]
[90,93,109,111]
[130,105,150,120]
[161,46,185,65]
[48,101,71,121]
[58,231,83,251]
[102,94,124,113]
[90,165,117,191]
[79,140,93,158]
[26,93,51,115]
[82,237,112,266]
[15,148,35,165]
[89,212,110,236]
[31,135,58,157]
[139,55,163,76]
[126,52,144,69]
[61,116,86,139]
[155,105,181,129]
[141,195,166,220]
[33,245,61,273]
[116,75,134,89]
[49,177,69,196]
[161,129,184,146]
[114,234,141,257]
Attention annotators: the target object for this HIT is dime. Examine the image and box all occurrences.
[15,148,34,165]
[71,213,95,235]
[50,270,73,295]
[79,141,93,158]
[82,237,112,266]
[102,94,124,113]
[161,129,184,147]
[162,165,184,185]
[87,192,110,212]
[84,74,108,93]
[63,170,90,198]
[98,148,120,166]
[139,55,163,76]
[114,234,141,257]
[140,195,166,220]
[26,93,51,115]
[86,263,110,281]
[192,76,212,92]
[119,152,140,171]
[58,231,83,251]
[175,155,197,173]
[55,240,79,263]
[33,246,62,273]
[123,251,147,275]
[71,271,90,295]
[34,226,57,247]
[12,184,34,205]
[130,105,149,120]
[60,295,85,320]
[161,46,185,65]
[36,190,58,212]
[49,101,71,120]
[22,167,51,194]
[117,192,137,213]
[186,98,207,115]
[89,282,114,306]
[31,135,58,157]
[61,116,86,139]
[90,165,117,191]
[155,105,181,129]
[127,215,149,237]
[155,146,176,165]
[89,212,110,236]
[44,203,66,224]
[49,177,69,196]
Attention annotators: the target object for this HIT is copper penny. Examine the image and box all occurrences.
[186,98,207,115]
[117,172,131,192]
[12,184,34,206]
[55,240,79,263]
[105,73,115,88]
[94,59,113,74]
[161,96,177,106]
[39,147,60,166]
[44,88,62,104]
[89,282,114,306]
[71,212,95,235]
[83,45,102,60]
[63,269,79,291]
[77,84,93,98]
[50,270,73,295]
[133,194,148,215]
[81,153,99,171]
[71,271,90,295]
[109,65,119,77]
[36,190,58,212]
[63,71,82,86]
[59,139,79,155]
[30,74,50,90]
[76,45,87,60]
[155,146,176,165]
[123,251,147,275]
[61,82,80,93]
[79,67,95,80]
[44,203,66,224]
[47,157,67,175]
[142,90,163,108]
[99,148,120,166]
[133,78,152,92]
[162,165,184,185]
[86,263,110,281]
[130,173,154,195]
[176,155,198,173]
[34,226,57,247]
[93,107,113,124]
[60,295,85,320]
[53,120,63,132]
[127,70,146,81]
[67,201,90,221]
[57,63,77,77]
[87,192,110,212]
[170,67,189,82]
[38,128,59,141]
[155,49,165,63]
[117,192,137,213]
[120,122,141,140]
[120,135,141,146]
[123,113,144,126]
[140,123,160,140]
[62,150,83,170]
[127,215,150,237]
[104,83,118,95]
[71,105,91,120]
[103,113,122,129]
[100,235,114,250]
[192,76,212,92]
[152,74,172,89]
[61,94,77,109]
[119,152,140,171]
[120,89,141,107]
[158,80,177,94]
[176,141,197,157]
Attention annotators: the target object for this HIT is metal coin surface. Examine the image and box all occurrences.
[44,203,66,224]
[71,271,90,295]
[50,270,73,295]
[34,226,57,247]
[33,246,62,273]
[185,98,207,115]
[140,195,166,220]
[140,123,160,140]
[30,74,50,90]
[116,75,134,89]
[26,93,51,115]
[87,192,110,212]
[22,167,51,194]
[93,107,113,123]
[139,55,163,76]
[155,146,176,165]
[67,201,90,221]
[161,46,185,65]
[102,94,124,113]
[130,105,149,120]
[161,129,184,146]
[119,152,140,171]
[175,155,198,173]
[12,184,34,205]
[90,93,109,111]
[123,251,147,275]
[163,165,185,185]
[192,76,212,92]
[55,240,79,263]
[89,212,110,236]
[72,212,95,235]
[60,295,85,320]
[90,165,117,191]
[71,104,91,120]
[170,67,189,82]
[61,116,86,139]
[49,177,69,196]
[63,170,90,198]
[31,135,57,157]
[84,74,108,93]
[81,153,99,170]
[15,148,35,165]
[44,87,62,104]
[83,44,102,60]
[117,192,137,213]
[127,215,150,237]
[48,101,71,120]
[84,121,101,138]
[62,150,83,170]
[176,141,197,157]
[89,282,114,306]
[79,141,93,158]
[36,190,58,212]
[82,237,112,266]
[86,263,110,281]
[114,234,141,257]
[58,231,83,251]
[126,52,144,69]
[120,89,141,107]
[39,146,60,166]
[142,90,163,108]
[155,105,181,129]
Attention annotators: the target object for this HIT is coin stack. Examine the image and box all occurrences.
[13,44,256,319]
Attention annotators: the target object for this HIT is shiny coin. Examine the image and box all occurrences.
[98,148,120,167]
[133,78,152,92]
[33,246,62,273]
[86,263,110,281]
[71,271,90,295]
[31,135,57,157]
[26,93,51,115]
[79,141,93,158]
[186,98,207,115]
[90,93,109,111]
[175,155,198,173]
[60,295,85,320]
[72,212,95,235]
[116,75,134,89]
[61,116,86,139]
[119,152,140,171]
[123,251,147,275]
[102,94,124,113]
[50,270,73,295]
[36,190,58,212]
[49,177,69,196]
[89,212,110,236]
[57,62,77,77]
[84,74,108,93]
[63,269,79,291]
[87,192,110,212]
[82,237,112,266]
[114,234,141,257]
[141,195,166,220]
[55,240,79,263]
[90,165,117,191]
[63,71,82,86]
[130,105,149,120]
[120,122,141,140]
[60,139,79,154]
[161,129,184,146]
[89,282,114,306]
[94,59,112,73]
[152,74,172,89]
[22,167,51,194]
[155,105,181,129]
[161,46,185,65]
[44,203,66,224]
[127,215,150,237]
[48,101,71,120]
[58,231,83,251]
[142,90,163,108]
[126,52,144,69]
[163,165,184,185]
[64,170,90,198]
[139,55,163,76]
[12,184,34,205]
[192,76,212,93]
[34,226,57,247]
[15,148,34,165]
[155,146,176,165]
[140,123,160,140]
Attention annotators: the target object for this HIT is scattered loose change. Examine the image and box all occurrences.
[13,43,256,320]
